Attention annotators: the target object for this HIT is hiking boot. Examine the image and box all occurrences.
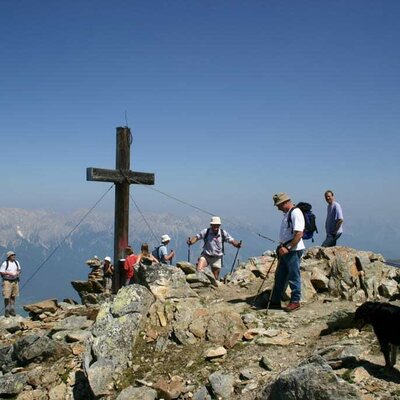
[9,309,16,317]
[285,302,301,312]
[4,310,10,318]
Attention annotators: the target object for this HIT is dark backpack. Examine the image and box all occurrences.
[288,202,318,242]
[203,228,227,254]
[152,246,162,262]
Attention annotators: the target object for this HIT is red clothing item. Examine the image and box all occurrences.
[124,254,138,280]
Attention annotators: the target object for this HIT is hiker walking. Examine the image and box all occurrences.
[0,251,21,317]
[137,243,159,266]
[152,235,175,265]
[270,193,305,312]
[102,256,114,294]
[322,190,344,247]
[187,216,241,280]
[123,246,138,285]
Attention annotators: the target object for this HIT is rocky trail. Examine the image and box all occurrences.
[1,246,400,399]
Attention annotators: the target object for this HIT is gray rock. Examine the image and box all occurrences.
[110,284,154,317]
[186,272,212,286]
[85,284,154,383]
[86,358,115,397]
[116,386,158,400]
[317,345,360,369]
[0,316,24,333]
[0,343,17,373]
[240,367,258,380]
[52,315,93,332]
[208,370,234,399]
[13,334,70,365]
[259,355,361,400]
[260,355,274,371]
[0,372,27,395]
[23,299,58,315]
[48,382,67,400]
[323,310,354,334]
[206,309,246,348]
[136,263,198,301]
[176,261,197,275]
[193,386,212,400]
[66,330,92,342]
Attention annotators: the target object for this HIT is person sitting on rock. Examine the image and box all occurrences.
[136,243,159,266]
[123,246,138,285]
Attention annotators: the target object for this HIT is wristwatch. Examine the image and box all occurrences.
[285,244,292,251]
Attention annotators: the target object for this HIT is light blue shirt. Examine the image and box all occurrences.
[196,228,234,257]
[325,201,344,235]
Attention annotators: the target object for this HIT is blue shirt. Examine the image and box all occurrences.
[325,201,344,235]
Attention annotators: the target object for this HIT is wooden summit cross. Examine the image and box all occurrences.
[87,126,155,291]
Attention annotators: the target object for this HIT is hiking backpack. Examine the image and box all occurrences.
[288,202,318,241]
[152,245,163,262]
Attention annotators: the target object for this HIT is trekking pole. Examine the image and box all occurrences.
[187,238,191,263]
[229,240,242,275]
[251,255,277,307]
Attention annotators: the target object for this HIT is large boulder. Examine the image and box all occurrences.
[135,263,198,301]
[258,355,361,400]
[84,284,154,395]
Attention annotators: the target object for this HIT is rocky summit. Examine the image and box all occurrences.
[1,246,400,400]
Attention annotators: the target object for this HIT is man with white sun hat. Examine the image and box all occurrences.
[152,234,175,264]
[187,216,241,280]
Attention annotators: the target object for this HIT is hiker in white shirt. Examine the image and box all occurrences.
[0,251,21,317]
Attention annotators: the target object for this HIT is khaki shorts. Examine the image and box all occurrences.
[200,255,222,270]
[2,280,19,298]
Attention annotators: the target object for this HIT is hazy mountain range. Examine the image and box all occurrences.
[0,207,398,307]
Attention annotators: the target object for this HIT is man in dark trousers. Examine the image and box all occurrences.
[322,190,344,247]
[270,193,305,312]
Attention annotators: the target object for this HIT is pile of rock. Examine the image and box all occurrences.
[1,246,400,400]
[0,299,98,399]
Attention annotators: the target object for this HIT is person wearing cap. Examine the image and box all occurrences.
[322,190,344,247]
[152,235,175,264]
[123,246,138,285]
[187,216,242,280]
[0,251,21,317]
[270,193,305,313]
[102,256,114,294]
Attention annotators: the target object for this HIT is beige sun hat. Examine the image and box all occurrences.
[161,234,171,243]
[104,256,112,263]
[273,192,291,206]
[210,216,221,225]
[6,251,16,258]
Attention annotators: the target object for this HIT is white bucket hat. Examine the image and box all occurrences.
[104,256,112,263]
[6,251,16,258]
[210,216,221,225]
[161,234,171,243]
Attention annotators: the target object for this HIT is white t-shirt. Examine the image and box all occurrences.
[279,207,305,251]
[0,260,21,280]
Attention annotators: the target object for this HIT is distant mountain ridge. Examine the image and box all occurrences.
[0,208,267,305]
[1,207,399,307]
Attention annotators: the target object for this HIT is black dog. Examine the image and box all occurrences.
[354,301,400,369]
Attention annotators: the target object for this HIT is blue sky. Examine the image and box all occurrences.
[1,1,399,252]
